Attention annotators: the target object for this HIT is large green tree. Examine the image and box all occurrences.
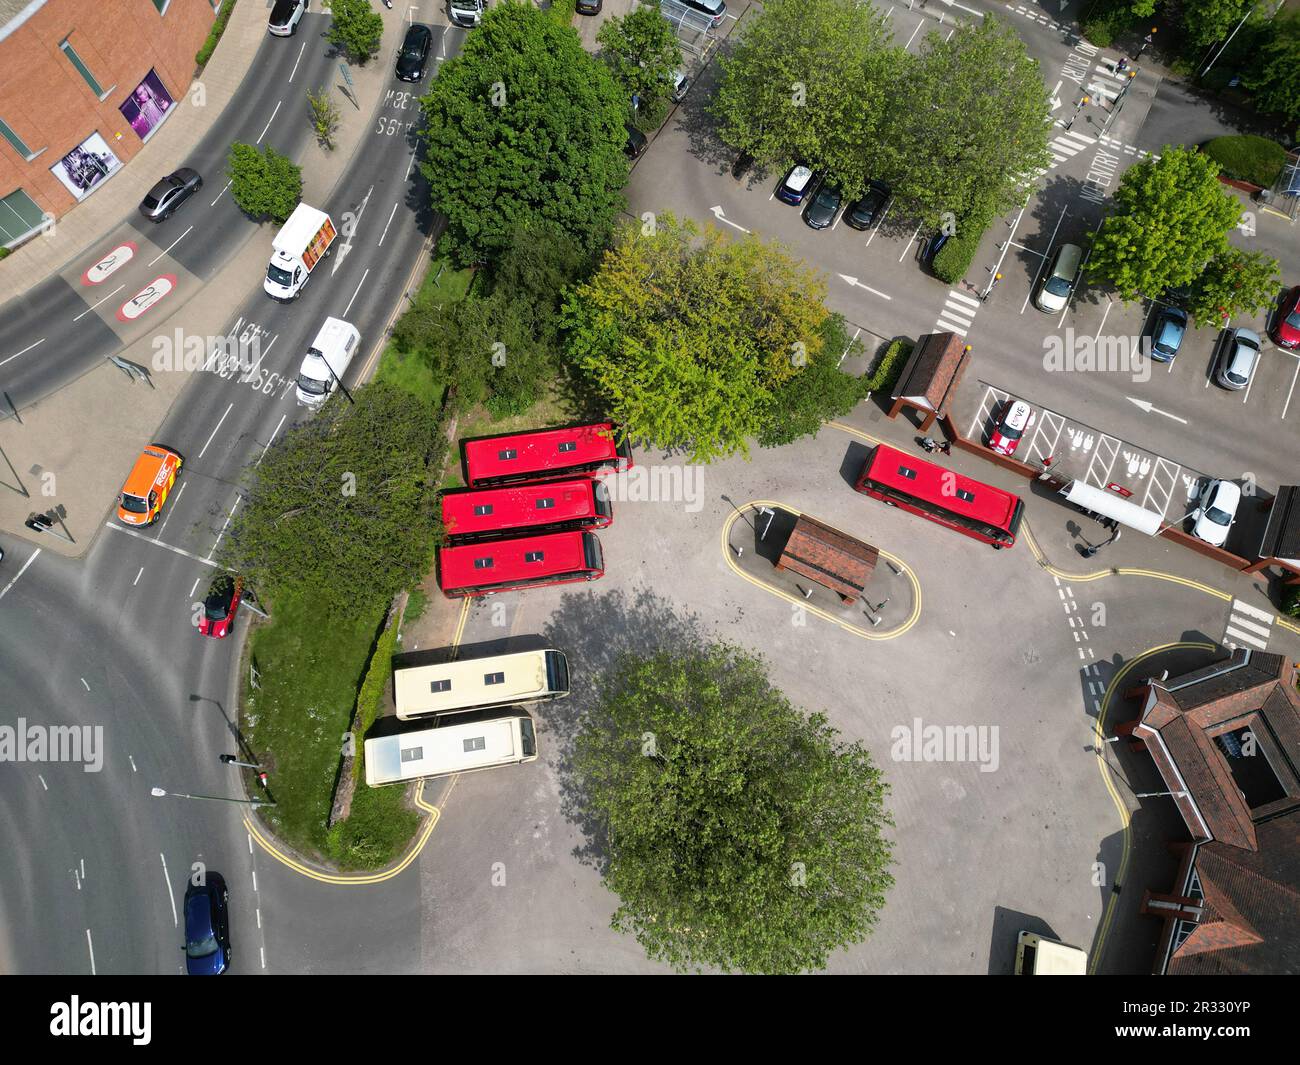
[417,2,628,264]
[1188,247,1281,325]
[1240,12,1300,125]
[575,643,895,975]
[876,17,1053,223]
[757,314,866,449]
[326,0,384,64]
[223,383,444,615]
[226,142,302,223]
[713,0,900,200]
[597,5,683,131]
[1086,147,1242,301]
[1179,0,1257,48]
[563,213,856,462]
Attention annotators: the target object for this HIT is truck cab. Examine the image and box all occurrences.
[296,318,360,408]
[449,0,486,27]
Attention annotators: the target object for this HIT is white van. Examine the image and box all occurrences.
[1014,931,1088,974]
[364,713,538,787]
[295,317,359,408]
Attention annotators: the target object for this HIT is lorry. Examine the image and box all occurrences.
[264,204,336,301]
[1014,931,1088,975]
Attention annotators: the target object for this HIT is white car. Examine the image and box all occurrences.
[1191,479,1241,547]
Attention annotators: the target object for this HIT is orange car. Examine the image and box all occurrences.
[116,444,183,526]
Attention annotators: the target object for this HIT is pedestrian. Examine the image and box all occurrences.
[939,441,952,456]
[1115,57,1128,74]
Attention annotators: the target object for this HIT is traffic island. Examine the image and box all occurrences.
[721,500,919,640]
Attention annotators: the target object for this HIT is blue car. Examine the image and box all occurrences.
[776,164,819,205]
[183,874,231,975]
[1149,306,1188,363]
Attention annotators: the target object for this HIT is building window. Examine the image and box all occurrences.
[0,189,48,246]
[60,39,110,100]
[0,117,37,160]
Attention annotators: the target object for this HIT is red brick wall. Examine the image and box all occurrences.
[0,0,216,220]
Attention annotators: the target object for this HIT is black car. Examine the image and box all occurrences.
[923,229,950,268]
[138,168,203,222]
[395,24,432,82]
[624,124,648,159]
[183,873,231,976]
[576,0,603,12]
[802,181,842,230]
[844,180,891,231]
[731,150,754,181]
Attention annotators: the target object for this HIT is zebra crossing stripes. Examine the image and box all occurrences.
[1049,130,1095,166]
[1224,599,1275,651]
[936,290,980,337]
[1086,63,1128,104]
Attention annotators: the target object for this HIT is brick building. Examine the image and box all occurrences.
[0,0,217,246]
[1122,650,1300,974]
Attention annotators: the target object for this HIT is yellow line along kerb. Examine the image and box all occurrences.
[720,500,921,641]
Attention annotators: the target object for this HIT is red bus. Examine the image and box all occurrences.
[855,444,1024,548]
[438,530,605,597]
[461,422,632,487]
[441,477,613,544]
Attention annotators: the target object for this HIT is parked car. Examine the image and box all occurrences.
[1148,305,1188,363]
[116,444,183,527]
[138,168,202,223]
[183,873,231,975]
[448,0,487,27]
[731,150,753,181]
[923,229,949,268]
[395,24,432,82]
[803,182,842,230]
[267,0,307,36]
[988,399,1036,457]
[198,575,244,640]
[844,180,890,231]
[680,0,727,26]
[576,0,603,11]
[624,124,648,158]
[1191,479,1241,548]
[1034,243,1082,313]
[1215,327,1261,390]
[776,164,819,205]
[1271,285,1300,349]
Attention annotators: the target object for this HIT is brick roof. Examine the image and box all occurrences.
[776,514,877,604]
[891,332,968,412]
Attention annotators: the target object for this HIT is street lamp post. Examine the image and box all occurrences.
[1063,94,1090,132]
[1135,27,1156,61]
[151,786,274,808]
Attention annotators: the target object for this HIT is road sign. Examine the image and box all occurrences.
[1106,483,1133,498]
[338,62,354,88]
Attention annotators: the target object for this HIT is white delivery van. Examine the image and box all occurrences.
[295,317,360,407]
[364,713,538,787]
[1014,931,1088,975]
[265,204,336,301]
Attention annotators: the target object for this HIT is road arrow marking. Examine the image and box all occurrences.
[710,205,750,233]
[1050,79,1063,111]
[839,274,893,300]
[1126,397,1188,424]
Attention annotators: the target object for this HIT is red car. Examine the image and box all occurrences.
[1272,286,1300,349]
[988,399,1035,456]
[198,575,243,639]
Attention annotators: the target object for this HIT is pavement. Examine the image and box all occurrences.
[0,7,420,557]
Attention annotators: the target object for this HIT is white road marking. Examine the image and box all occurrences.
[156,481,186,538]
[1281,353,1299,419]
[342,267,371,318]
[80,678,90,691]
[160,853,178,926]
[38,774,47,790]
[205,496,242,563]
[377,201,400,247]
[73,284,125,322]
[189,576,201,597]
[104,522,220,568]
[864,202,891,248]
[839,274,891,300]
[0,337,45,368]
[86,929,96,974]
[256,100,282,145]
[1225,626,1268,650]
[288,41,307,83]
[199,403,234,458]
[899,222,925,262]
[1126,396,1188,424]
[258,413,288,466]
[148,225,193,267]
[129,755,137,773]
[1231,599,1275,623]
[133,567,144,586]
[210,180,232,207]
[0,547,40,602]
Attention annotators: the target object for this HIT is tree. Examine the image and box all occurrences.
[1188,247,1281,325]
[307,87,341,150]
[713,0,900,200]
[226,142,302,223]
[575,643,895,974]
[223,383,444,616]
[597,6,683,131]
[1179,0,1257,48]
[876,17,1053,224]
[1240,12,1300,125]
[1086,147,1242,301]
[418,3,629,265]
[326,0,384,64]
[563,213,840,462]
[757,314,867,449]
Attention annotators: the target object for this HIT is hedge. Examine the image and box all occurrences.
[1202,135,1288,189]
[351,619,400,781]
[1283,584,1300,620]
[866,339,913,394]
[931,208,995,285]
[196,0,238,68]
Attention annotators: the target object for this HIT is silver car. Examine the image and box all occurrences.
[138,168,203,222]
[1214,327,1261,390]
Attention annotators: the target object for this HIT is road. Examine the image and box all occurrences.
[0,6,465,974]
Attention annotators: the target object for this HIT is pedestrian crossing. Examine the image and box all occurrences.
[1085,61,1131,106]
[1049,129,1096,166]
[935,289,980,338]
[1224,598,1275,651]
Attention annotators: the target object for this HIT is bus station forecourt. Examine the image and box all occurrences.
[386,396,1297,974]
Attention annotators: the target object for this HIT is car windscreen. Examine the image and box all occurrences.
[142,193,161,209]
[1044,275,1072,297]
[204,597,230,621]
[266,263,294,286]
[1206,506,1233,525]
[998,422,1024,440]
[1155,322,1183,351]
[120,494,149,514]
[297,373,330,395]
[1287,310,1300,328]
